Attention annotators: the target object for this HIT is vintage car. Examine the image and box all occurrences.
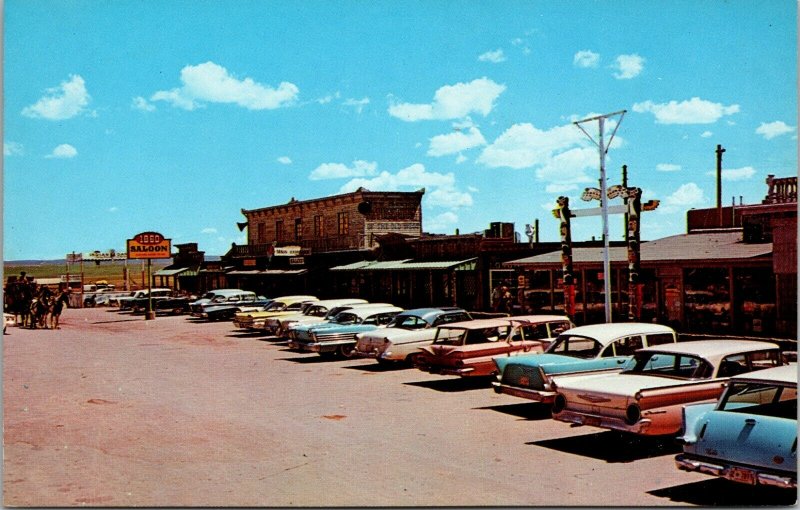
[353,307,473,365]
[287,305,403,358]
[232,295,318,330]
[4,312,16,333]
[262,298,368,336]
[492,323,678,404]
[675,363,797,489]
[414,315,573,378]
[133,294,194,315]
[550,339,784,436]
[284,302,395,340]
[190,289,259,316]
[117,288,172,311]
[195,296,271,321]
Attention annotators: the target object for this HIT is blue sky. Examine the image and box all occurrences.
[3,0,797,260]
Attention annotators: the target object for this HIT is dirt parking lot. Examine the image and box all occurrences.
[3,308,796,507]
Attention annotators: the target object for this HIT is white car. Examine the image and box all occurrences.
[354,307,473,365]
[265,298,369,337]
[551,339,784,436]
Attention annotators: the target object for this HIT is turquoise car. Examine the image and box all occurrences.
[492,322,677,404]
[676,363,797,490]
[287,305,402,358]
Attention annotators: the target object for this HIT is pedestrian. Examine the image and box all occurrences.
[50,288,70,329]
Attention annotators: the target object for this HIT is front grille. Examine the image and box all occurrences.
[502,364,544,390]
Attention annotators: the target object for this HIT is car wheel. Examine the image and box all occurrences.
[339,345,355,358]
[406,353,422,366]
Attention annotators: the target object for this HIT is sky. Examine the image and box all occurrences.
[2,0,797,260]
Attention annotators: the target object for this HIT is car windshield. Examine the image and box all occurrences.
[330,312,362,325]
[263,301,287,311]
[718,382,797,419]
[434,326,510,346]
[622,351,713,379]
[387,314,429,329]
[434,328,468,346]
[546,334,603,359]
[304,305,328,317]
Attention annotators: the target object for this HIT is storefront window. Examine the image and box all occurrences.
[683,268,730,333]
[734,268,777,336]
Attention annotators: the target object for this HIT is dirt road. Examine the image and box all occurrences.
[3,309,795,506]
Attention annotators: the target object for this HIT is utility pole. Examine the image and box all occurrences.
[574,109,626,323]
[716,144,726,227]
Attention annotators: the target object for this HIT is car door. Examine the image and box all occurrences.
[598,335,643,369]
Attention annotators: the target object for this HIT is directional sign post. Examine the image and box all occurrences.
[127,232,172,320]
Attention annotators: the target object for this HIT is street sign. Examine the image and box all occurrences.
[127,232,172,259]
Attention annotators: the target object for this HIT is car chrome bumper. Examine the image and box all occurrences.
[675,454,797,489]
[491,382,556,403]
[421,365,475,377]
[553,409,652,434]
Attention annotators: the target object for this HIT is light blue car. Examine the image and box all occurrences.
[675,363,797,490]
[492,322,677,404]
[287,305,403,358]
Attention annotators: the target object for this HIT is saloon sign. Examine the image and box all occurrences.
[127,232,172,259]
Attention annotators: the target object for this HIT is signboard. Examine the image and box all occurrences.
[274,246,302,257]
[84,250,128,261]
[127,232,172,259]
[289,257,305,266]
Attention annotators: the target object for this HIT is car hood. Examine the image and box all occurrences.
[315,324,380,335]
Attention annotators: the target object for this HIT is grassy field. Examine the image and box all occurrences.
[4,261,169,290]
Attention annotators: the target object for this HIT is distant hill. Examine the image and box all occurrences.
[5,256,222,265]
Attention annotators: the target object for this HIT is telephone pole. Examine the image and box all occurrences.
[574,109,627,323]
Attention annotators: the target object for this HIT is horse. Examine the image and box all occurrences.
[50,291,69,329]
[29,291,53,329]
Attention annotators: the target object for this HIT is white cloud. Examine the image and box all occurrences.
[633,97,740,124]
[656,163,682,172]
[535,147,597,185]
[388,77,506,121]
[706,166,757,181]
[310,160,378,180]
[425,211,459,233]
[755,121,796,140]
[701,131,713,138]
[573,50,600,68]
[277,156,292,165]
[4,142,24,156]
[546,183,579,193]
[427,187,474,208]
[201,227,218,234]
[665,182,705,206]
[427,126,487,156]
[150,61,299,110]
[478,49,506,63]
[455,154,468,164]
[476,122,586,169]
[132,96,156,112]
[612,54,645,79]
[343,97,370,114]
[45,144,78,159]
[22,75,90,120]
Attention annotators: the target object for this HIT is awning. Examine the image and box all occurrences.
[330,258,477,272]
[226,269,308,276]
[154,267,191,276]
[505,232,772,267]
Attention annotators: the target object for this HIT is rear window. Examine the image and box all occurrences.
[645,333,676,346]
[719,382,797,419]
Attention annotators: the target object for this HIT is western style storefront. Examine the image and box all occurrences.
[505,231,791,338]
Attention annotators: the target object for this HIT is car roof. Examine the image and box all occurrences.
[204,288,249,295]
[638,339,779,358]
[270,295,318,303]
[508,314,571,324]
[337,305,403,318]
[559,322,676,345]
[730,363,797,384]
[395,307,467,320]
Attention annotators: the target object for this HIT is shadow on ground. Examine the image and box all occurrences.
[648,477,797,506]
[477,402,553,420]
[528,430,681,463]
[404,377,493,392]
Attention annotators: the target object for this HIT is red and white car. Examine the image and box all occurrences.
[551,339,784,436]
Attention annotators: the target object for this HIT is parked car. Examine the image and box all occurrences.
[263,298,368,336]
[551,340,784,436]
[354,307,473,365]
[675,363,797,489]
[135,295,194,315]
[288,305,403,358]
[190,289,259,316]
[492,323,678,404]
[284,302,395,340]
[4,313,16,333]
[415,315,573,378]
[232,295,318,330]
[117,288,172,311]
[195,293,272,321]
[190,291,269,321]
